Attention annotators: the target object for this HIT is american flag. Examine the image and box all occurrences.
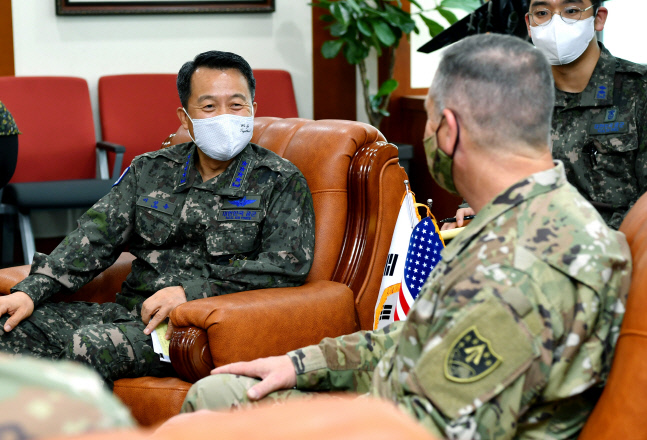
[394,216,444,321]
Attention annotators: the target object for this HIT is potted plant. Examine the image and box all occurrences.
[310,0,482,128]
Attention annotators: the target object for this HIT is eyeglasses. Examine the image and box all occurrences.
[528,4,595,26]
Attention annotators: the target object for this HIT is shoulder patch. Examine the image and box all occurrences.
[413,294,537,419]
[112,166,130,187]
[445,326,502,383]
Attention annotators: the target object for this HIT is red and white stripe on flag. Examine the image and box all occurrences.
[394,216,444,321]
[373,189,419,330]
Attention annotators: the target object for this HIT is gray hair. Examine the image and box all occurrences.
[429,33,554,150]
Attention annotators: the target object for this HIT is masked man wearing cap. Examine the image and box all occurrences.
[0,51,315,385]
[179,34,631,439]
[444,0,646,231]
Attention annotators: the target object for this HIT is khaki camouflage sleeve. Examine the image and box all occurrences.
[288,322,405,393]
[181,173,315,301]
[11,164,138,305]
[0,353,135,437]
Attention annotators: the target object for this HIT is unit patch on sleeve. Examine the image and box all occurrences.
[445,326,502,383]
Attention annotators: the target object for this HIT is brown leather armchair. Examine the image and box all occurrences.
[0,117,407,426]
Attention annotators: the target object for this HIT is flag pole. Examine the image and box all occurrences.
[404,180,417,228]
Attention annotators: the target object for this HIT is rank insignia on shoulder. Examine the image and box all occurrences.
[444,326,502,383]
[112,166,130,187]
[596,85,608,100]
[223,195,261,209]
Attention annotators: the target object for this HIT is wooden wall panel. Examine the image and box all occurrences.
[311,2,356,121]
[0,0,14,76]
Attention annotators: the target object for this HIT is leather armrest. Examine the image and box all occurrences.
[169,280,358,382]
[0,265,30,295]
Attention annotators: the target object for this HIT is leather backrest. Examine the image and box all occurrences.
[99,74,182,174]
[0,76,97,183]
[578,192,647,439]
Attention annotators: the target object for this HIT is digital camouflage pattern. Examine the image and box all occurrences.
[2,142,315,382]
[0,353,134,438]
[552,43,647,230]
[286,162,631,439]
[0,101,19,136]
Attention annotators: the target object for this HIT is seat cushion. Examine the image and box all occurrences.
[113,377,192,427]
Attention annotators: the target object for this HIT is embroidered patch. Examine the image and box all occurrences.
[604,108,618,123]
[136,196,177,215]
[217,209,261,222]
[231,160,250,188]
[596,85,608,100]
[222,195,261,209]
[112,166,130,187]
[589,121,628,135]
[444,326,502,383]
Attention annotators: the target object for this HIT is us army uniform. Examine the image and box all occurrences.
[0,353,134,438]
[552,43,647,229]
[1,142,315,384]
[183,162,631,439]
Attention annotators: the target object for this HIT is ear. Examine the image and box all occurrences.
[438,108,459,156]
[525,13,533,40]
[594,6,608,32]
[252,101,258,116]
[177,107,191,131]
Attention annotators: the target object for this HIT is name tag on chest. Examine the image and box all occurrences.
[218,209,262,222]
[136,196,177,215]
[589,121,628,135]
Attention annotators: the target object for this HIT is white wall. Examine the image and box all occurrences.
[602,1,647,65]
[11,0,313,140]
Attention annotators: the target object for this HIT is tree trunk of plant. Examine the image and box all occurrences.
[357,46,398,129]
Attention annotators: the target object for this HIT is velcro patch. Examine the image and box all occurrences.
[589,121,628,135]
[413,294,536,419]
[218,209,261,222]
[222,195,261,209]
[136,196,177,215]
[445,326,502,383]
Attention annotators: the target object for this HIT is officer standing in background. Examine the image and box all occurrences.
[443,0,647,230]
[179,34,632,439]
[0,51,315,385]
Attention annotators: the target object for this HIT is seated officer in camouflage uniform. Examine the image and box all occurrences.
[0,51,315,384]
[180,35,632,439]
[444,0,647,231]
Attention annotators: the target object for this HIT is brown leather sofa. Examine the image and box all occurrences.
[0,117,407,426]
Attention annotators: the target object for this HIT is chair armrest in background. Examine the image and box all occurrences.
[169,280,358,382]
[96,141,126,181]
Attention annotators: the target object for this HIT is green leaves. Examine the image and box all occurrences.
[439,0,482,12]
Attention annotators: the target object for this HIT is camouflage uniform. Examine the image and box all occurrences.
[0,101,20,136]
[184,162,631,439]
[1,142,315,383]
[0,353,134,438]
[552,43,647,229]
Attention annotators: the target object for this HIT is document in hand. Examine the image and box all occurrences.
[151,322,171,363]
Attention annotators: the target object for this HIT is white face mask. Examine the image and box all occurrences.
[183,107,254,161]
[530,16,595,65]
